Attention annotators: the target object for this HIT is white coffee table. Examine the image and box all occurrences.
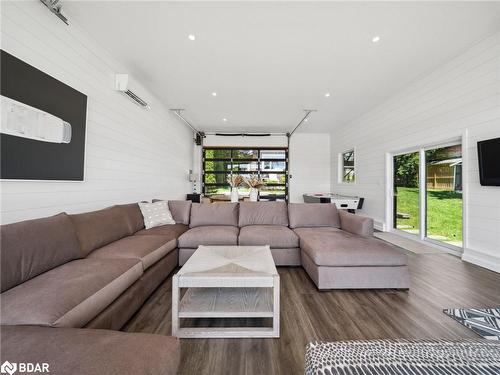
[172,245,280,338]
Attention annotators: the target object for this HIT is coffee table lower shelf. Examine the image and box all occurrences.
[174,326,277,339]
[172,277,280,338]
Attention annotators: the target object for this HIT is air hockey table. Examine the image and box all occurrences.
[303,193,364,213]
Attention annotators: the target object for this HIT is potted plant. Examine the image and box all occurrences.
[227,174,244,203]
[243,175,265,202]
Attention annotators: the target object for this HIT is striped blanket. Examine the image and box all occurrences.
[305,339,500,375]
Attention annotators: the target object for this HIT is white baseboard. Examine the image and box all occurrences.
[462,248,500,273]
[377,228,462,256]
[374,220,385,231]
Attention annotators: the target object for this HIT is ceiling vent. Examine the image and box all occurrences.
[115,74,150,109]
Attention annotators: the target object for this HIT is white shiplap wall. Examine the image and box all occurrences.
[330,31,500,272]
[289,133,331,203]
[0,2,193,224]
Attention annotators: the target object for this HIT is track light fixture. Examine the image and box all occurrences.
[40,0,69,25]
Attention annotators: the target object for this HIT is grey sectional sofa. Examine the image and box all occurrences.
[1,201,191,375]
[177,201,409,289]
[0,199,409,374]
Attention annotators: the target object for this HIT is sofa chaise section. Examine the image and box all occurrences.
[289,203,410,290]
[178,203,240,265]
[1,325,180,375]
[238,202,300,266]
[298,229,410,289]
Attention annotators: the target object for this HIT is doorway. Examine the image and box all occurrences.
[391,142,463,250]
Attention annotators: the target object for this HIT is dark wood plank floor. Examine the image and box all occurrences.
[123,252,500,375]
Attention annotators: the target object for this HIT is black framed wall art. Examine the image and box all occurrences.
[0,50,87,181]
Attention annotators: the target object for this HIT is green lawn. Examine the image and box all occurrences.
[396,187,462,243]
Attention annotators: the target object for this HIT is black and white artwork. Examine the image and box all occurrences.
[0,50,87,181]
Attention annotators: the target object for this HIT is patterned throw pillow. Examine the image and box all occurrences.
[138,201,176,229]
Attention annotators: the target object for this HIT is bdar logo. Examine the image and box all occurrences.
[0,361,17,375]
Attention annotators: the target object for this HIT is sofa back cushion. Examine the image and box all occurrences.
[152,200,192,225]
[288,203,340,228]
[238,202,289,227]
[70,206,132,256]
[189,203,238,228]
[118,203,145,233]
[0,213,82,292]
[168,200,192,225]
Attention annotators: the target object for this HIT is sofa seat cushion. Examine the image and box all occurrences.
[178,226,239,248]
[0,258,142,328]
[297,229,408,267]
[87,236,176,270]
[238,225,299,248]
[134,223,188,240]
[1,325,180,375]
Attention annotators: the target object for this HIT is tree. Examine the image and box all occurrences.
[394,153,419,187]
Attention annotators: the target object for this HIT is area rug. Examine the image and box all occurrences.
[305,339,500,375]
[374,232,445,254]
[443,308,500,340]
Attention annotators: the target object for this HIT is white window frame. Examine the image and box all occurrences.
[385,134,466,255]
[338,148,356,184]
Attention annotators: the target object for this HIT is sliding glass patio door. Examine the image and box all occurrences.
[392,143,463,250]
[425,144,463,247]
[393,152,420,235]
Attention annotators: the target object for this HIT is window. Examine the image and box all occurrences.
[202,148,288,201]
[340,149,355,183]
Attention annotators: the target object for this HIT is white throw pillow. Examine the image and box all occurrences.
[138,201,176,229]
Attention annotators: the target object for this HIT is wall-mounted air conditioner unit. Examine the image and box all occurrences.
[115,74,150,109]
[0,95,72,144]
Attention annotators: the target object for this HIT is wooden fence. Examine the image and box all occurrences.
[426,165,455,190]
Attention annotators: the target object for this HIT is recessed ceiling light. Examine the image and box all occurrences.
[222,118,227,122]
[188,34,196,41]
[304,118,308,122]
[372,36,381,43]
[211,92,217,97]
[324,93,331,98]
